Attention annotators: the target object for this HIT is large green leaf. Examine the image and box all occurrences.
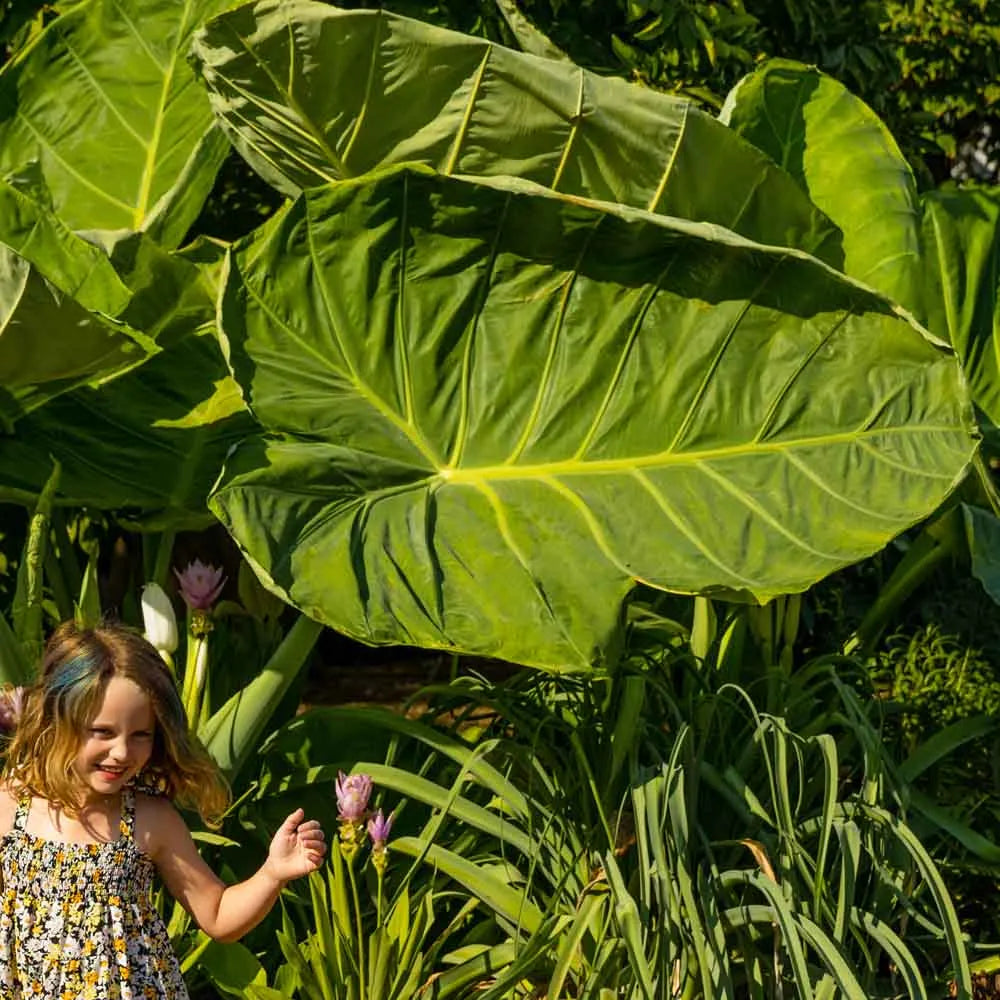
[0,194,253,524]
[210,166,975,669]
[921,187,1000,427]
[0,0,232,245]
[720,60,923,319]
[190,1,843,264]
[0,331,256,526]
[0,175,148,426]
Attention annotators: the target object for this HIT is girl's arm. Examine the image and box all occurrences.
[142,795,326,943]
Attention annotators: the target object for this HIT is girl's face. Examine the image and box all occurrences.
[73,675,155,801]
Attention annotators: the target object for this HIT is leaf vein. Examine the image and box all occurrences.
[14,113,134,215]
[753,309,853,443]
[669,256,783,452]
[223,20,349,178]
[631,469,760,588]
[647,101,688,213]
[444,47,491,175]
[697,462,846,562]
[507,216,604,464]
[449,190,512,467]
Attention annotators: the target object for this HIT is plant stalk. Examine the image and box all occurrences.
[347,859,367,1000]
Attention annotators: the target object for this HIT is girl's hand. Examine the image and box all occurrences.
[264,808,327,883]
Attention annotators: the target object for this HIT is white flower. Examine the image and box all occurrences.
[141,582,178,655]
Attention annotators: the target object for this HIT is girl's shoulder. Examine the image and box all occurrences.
[133,790,188,859]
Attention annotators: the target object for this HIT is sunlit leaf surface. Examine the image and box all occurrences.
[0,0,232,245]
[191,1,842,264]
[720,60,922,318]
[210,167,975,669]
[0,332,256,527]
[0,177,144,426]
[921,187,1000,428]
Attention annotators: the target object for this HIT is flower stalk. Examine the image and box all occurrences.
[171,560,226,731]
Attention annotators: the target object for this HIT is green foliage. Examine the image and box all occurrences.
[375,0,995,184]
[192,2,977,670]
[874,624,1000,733]
[883,0,1000,159]
[192,3,839,257]
[0,0,231,242]
[241,640,977,997]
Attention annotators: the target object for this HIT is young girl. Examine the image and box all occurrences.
[0,620,326,998]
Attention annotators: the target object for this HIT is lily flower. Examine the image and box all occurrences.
[173,560,226,611]
[141,583,178,656]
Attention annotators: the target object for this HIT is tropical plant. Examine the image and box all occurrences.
[234,610,985,998]
[182,1,978,674]
[714,57,1000,654]
[1,0,986,681]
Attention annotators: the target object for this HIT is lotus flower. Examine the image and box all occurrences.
[367,809,393,847]
[174,560,226,611]
[141,583,178,655]
[0,687,25,734]
[336,771,372,822]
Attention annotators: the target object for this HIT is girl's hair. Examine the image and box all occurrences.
[2,620,230,825]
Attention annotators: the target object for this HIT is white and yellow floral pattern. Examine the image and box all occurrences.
[0,788,187,998]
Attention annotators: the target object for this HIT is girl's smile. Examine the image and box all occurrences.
[74,676,155,800]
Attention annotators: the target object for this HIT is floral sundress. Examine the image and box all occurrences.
[0,787,188,998]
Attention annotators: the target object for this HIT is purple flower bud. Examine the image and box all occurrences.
[173,560,226,611]
[0,686,26,734]
[336,771,372,823]
[367,808,393,847]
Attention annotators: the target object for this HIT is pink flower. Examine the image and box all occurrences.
[367,809,393,847]
[336,771,372,823]
[174,560,226,611]
[0,687,25,734]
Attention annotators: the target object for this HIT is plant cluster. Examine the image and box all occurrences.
[206,635,979,998]
[1,0,999,996]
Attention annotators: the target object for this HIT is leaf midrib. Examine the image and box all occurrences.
[134,0,194,227]
[437,423,967,483]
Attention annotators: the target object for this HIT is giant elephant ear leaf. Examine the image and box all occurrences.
[0,331,256,528]
[0,176,148,426]
[0,0,233,246]
[720,60,923,320]
[191,1,842,265]
[210,166,975,670]
[921,186,1000,430]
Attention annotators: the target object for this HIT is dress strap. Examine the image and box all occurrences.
[12,794,30,832]
[119,786,136,840]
